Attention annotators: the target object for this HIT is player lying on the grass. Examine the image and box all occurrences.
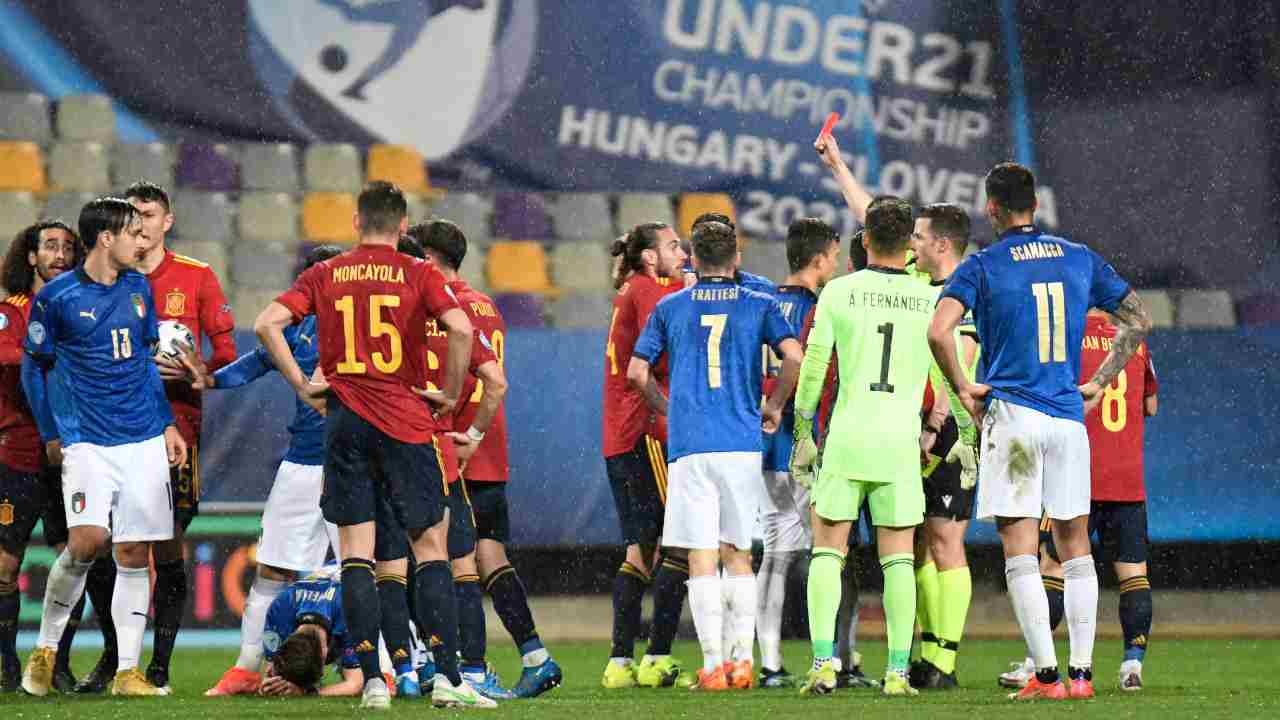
[755,218,840,690]
[21,198,188,698]
[0,221,81,693]
[629,221,803,691]
[793,195,938,698]
[159,245,346,697]
[1001,309,1158,692]
[410,221,564,699]
[929,162,1151,701]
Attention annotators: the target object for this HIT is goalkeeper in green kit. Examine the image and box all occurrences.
[792,195,941,697]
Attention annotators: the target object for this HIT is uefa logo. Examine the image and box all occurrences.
[247,0,538,161]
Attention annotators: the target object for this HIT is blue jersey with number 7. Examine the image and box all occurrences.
[939,225,1130,423]
[633,276,795,462]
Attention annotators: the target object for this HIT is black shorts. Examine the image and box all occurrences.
[171,439,200,533]
[1042,501,1149,565]
[604,434,667,546]
[447,479,477,560]
[0,463,65,554]
[465,480,509,543]
[321,396,447,540]
[923,416,975,521]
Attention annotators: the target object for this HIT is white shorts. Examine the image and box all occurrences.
[62,435,174,543]
[663,451,762,551]
[976,398,1091,522]
[257,461,340,572]
[760,470,812,552]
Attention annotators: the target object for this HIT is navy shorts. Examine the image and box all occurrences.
[1043,501,1149,565]
[465,481,509,543]
[447,479,477,560]
[321,396,447,544]
[605,434,667,546]
[923,416,975,521]
[0,463,65,554]
[171,439,200,533]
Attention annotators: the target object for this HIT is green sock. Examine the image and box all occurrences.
[882,553,916,674]
[915,560,940,663]
[808,548,846,661]
[934,566,972,675]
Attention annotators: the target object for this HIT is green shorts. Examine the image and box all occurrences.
[812,468,924,529]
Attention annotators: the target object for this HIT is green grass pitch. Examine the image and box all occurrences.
[5,639,1278,718]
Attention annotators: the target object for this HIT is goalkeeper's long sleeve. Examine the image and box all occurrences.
[794,340,832,418]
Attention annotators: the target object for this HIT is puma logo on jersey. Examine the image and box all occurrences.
[299,333,314,346]
[79,308,97,322]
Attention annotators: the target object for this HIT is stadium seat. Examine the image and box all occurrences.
[404,192,433,225]
[1136,289,1175,329]
[174,240,230,284]
[0,142,46,192]
[549,291,613,329]
[486,240,557,295]
[366,144,439,196]
[303,143,362,192]
[41,192,95,225]
[112,142,175,189]
[173,191,235,245]
[1177,289,1236,328]
[0,192,42,242]
[55,94,116,142]
[302,192,358,244]
[1236,291,1280,327]
[0,92,52,144]
[491,293,546,329]
[231,286,284,329]
[494,193,554,240]
[676,192,736,238]
[241,142,300,192]
[428,192,492,245]
[175,142,239,191]
[548,193,614,242]
[231,241,297,290]
[49,142,110,193]
[457,251,489,294]
[238,192,299,244]
[740,239,789,284]
[616,193,675,233]
[550,241,612,292]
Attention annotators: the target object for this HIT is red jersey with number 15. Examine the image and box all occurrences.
[276,243,461,444]
[448,281,509,483]
[0,293,43,472]
[602,273,681,457]
[1078,313,1158,502]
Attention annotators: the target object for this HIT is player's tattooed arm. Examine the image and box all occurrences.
[626,357,668,416]
[1084,290,1152,393]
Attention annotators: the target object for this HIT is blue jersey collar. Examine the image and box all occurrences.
[997,224,1039,241]
[776,284,817,300]
[699,275,735,284]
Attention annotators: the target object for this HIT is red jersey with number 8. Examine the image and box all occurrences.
[276,243,460,444]
[1078,313,1158,501]
[602,273,681,457]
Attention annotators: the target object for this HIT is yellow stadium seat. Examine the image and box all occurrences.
[302,192,358,244]
[677,192,736,238]
[366,144,441,197]
[486,241,559,296]
[0,142,46,192]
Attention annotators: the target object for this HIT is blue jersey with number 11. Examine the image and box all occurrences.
[940,225,1130,422]
[634,276,795,462]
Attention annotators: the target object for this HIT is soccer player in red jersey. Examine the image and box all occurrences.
[600,223,689,689]
[256,181,490,709]
[1000,310,1158,692]
[0,221,81,692]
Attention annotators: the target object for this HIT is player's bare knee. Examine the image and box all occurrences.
[450,553,477,579]
[475,539,507,579]
[66,527,108,562]
[0,549,20,583]
[113,541,151,569]
[409,522,448,563]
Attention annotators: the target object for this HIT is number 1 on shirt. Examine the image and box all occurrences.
[701,313,727,388]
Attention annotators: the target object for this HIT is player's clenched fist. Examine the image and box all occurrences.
[164,424,188,468]
[790,413,818,488]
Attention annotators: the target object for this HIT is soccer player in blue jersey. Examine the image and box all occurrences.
[256,571,364,696]
[19,198,187,697]
[756,218,840,689]
[629,221,803,690]
[929,163,1151,700]
[689,213,776,294]
[185,245,345,697]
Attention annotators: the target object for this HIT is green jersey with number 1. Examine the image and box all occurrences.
[796,267,940,484]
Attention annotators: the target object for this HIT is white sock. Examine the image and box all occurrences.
[1005,554,1057,671]
[836,565,860,668]
[686,575,723,672]
[37,550,93,649]
[114,565,152,673]
[1062,555,1098,670]
[726,573,756,663]
[720,571,734,666]
[755,552,796,671]
[235,575,286,670]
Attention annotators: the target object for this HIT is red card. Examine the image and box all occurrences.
[818,112,839,142]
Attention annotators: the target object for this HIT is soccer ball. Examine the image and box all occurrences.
[156,320,195,360]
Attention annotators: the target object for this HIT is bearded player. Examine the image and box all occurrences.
[0,221,81,692]
[601,223,690,689]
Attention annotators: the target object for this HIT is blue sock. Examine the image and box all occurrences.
[1119,576,1152,663]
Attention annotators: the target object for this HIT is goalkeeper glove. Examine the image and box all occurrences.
[946,440,978,490]
[791,412,817,488]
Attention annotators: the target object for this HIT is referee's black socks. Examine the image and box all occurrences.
[340,558,383,684]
